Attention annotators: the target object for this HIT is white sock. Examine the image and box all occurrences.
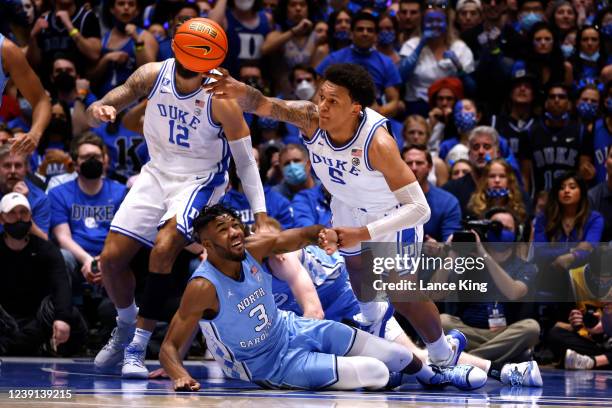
[117,301,137,324]
[358,301,385,322]
[425,333,452,364]
[484,359,492,374]
[132,328,152,350]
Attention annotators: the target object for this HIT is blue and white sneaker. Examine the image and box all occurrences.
[421,364,488,391]
[501,361,543,387]
[122,343,149,379]
[353,301,395,338]
[428,329,467,367]
[94,318,136,371]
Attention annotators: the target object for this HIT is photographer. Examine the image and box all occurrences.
[436,208,540,364]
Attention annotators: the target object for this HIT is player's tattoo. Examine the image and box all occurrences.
[86,62,160,124]
[237,86,267,113]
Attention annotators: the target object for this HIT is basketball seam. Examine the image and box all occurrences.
[175,31,227,55]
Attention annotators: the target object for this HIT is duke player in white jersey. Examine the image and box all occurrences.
[160,204,486,391]
[86,20,272,378]
[204,63,464,368]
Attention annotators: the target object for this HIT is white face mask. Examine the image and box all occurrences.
[295,80,315,100]
[234,0,255,11]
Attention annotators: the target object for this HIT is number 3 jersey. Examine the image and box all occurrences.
[193,251,288,382]
[304,107,398,212]
[144,58,229,176]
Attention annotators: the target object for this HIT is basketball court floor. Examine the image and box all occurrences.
[0,358,611,407]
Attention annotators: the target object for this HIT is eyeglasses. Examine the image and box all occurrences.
[548,93,568,100]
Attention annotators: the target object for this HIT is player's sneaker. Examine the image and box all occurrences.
[420,364,487,391]
[122,343,148,378]
[428,329,467,367]
[565,349,595,370]
[353,301,395,338]
[94,318,136,370]
[501,361,543,387]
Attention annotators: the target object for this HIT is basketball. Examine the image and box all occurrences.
[172,17,228,73]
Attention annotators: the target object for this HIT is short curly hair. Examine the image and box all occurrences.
[323,63,376,108]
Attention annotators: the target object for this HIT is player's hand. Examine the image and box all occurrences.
[203,68,249,100]
[149,367,170,379]
[253,213,276,233]
[174,376,201,392]
[9,132,40,155]
[105,51,130,65]
[12,181,29,197]
[55,10,74,30]
[52,320,71,349]
[90,104,117,123]
[318,228,338,254]
[31,17,49,37]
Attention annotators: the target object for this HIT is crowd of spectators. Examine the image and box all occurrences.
[0,0,611,372]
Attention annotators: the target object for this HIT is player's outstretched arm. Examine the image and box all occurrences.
[160,278,218,392]
[86,62,161,127]
[246,225,330,263]
[203,68,319,136]
[3,38,51,155]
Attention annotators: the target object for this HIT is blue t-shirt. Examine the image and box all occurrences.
[0,33,8,108]
[316,46,401,102]
[48,178,127,256]
[220,186,294,230]
[591,119,611,184]
[224,9,271,76]
[98,29,142,96]
[424,183,462,242]
[291,184,331,228]
[0,178,50,235]
[93,122,148,180]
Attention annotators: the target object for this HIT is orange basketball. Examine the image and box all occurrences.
[172,18,228,73]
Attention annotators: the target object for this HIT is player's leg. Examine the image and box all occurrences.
[94,232,143,370]
[122,217,188,378]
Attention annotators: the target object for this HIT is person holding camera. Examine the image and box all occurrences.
[437,208,541,365]
[48,134,126,334]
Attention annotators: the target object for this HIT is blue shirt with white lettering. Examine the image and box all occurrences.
[48,178,127,256]
[220,186,294,230]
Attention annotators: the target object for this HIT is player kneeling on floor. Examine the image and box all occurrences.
[159,204,487,391]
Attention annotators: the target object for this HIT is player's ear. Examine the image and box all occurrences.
[351,102,362,116]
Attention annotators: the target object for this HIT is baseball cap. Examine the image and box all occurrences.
[0,193,31,213]
[510,60,538,88]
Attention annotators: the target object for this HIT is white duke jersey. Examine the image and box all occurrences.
[304,107,398,212]
[144,58,229,176]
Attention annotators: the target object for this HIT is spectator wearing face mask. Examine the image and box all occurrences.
[426,76,463,152]
[273,143,318,201]
[571,25,607,86]
[208,0,272,76]
[89,0,158,98]
[525,22,573,93]
[582,80,612,185]
[29,99,72,178]
[574,83,600,130]
[311,9,352,67]
[376,13,400,65]
[398,6,475,117]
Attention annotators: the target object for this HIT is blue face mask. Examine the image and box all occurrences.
[576,101,599,120]
[580,51,600,62]
[544,111,570,122]
[283,162,308,185]
[454,109,477,133]
[423,11,447,37]
[334,30,351,41]
[561,44,574,58]
[519,12,542,32]
[378,30,395,45]
[485,187,510,198]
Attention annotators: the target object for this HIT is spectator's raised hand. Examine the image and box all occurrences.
[31,17,48,37]
[55,10,74,31]
[291,19,313,36]
[125,23,139,40]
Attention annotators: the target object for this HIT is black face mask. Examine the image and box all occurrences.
[53,71,76,93]
[46,118,70,140]
[4,220,32,240]
[79,157,104,179]
[115,19,127,33]
[175,60,199,79]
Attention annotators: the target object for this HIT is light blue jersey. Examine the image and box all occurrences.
[0,33,8,108]
[193,250,357,389]
[272,246,360,322]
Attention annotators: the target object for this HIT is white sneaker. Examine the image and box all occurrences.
[501,361,543,387]
[122,343,149,378]
[420,364,487,391]
[428,329,466,367]
[94,318,136,370]
[565,349,595,370]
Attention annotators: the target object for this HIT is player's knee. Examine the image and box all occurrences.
[100,244,129,277]
[360,358,389,390]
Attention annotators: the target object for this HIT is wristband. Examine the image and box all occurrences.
[69,28,79,37]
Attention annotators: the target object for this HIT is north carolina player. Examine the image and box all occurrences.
[160,204,486,391]
[203,63,464,368]
[85,23,271,378]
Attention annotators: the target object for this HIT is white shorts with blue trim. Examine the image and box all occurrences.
[330,198,423,260]
[110,162,227,246]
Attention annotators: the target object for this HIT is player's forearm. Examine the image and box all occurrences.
[74,36,101,61]
[28,93,51,141]
[160,341,192,381]
[274,225,325,253]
